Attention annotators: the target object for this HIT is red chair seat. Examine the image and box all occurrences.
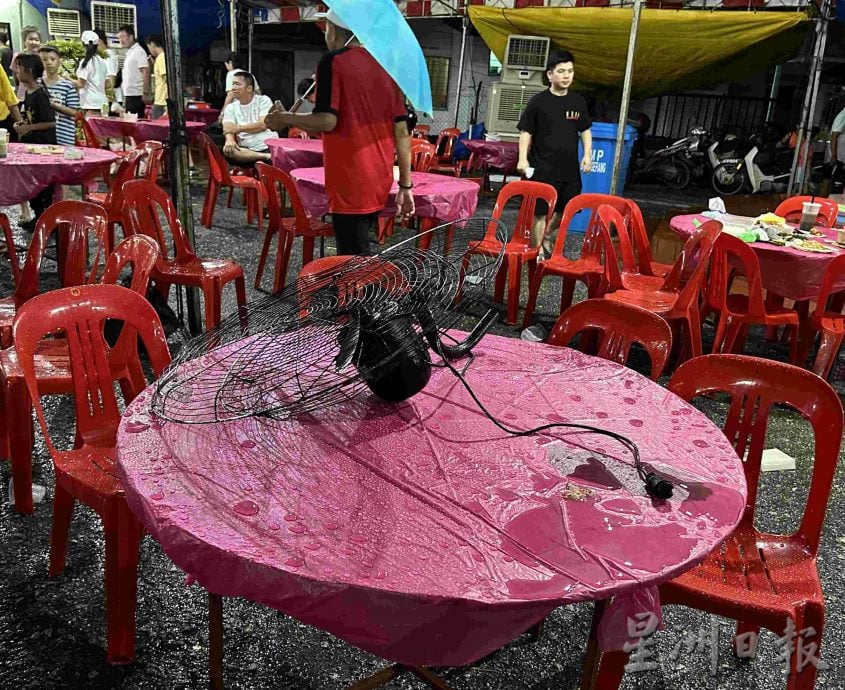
[724,294,798,324]
[605,287,678,314]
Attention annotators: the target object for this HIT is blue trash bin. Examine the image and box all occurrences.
[568,122,637,233]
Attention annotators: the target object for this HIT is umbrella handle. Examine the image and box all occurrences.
[283,35,355,115]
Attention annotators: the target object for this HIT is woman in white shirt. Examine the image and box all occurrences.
[72,31,108,114]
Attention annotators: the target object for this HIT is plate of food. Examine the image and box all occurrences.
[25,145,64,155]
[790,238,835,254]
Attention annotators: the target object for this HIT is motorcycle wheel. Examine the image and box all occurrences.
[711,163,746,196]
[663,158,691,190]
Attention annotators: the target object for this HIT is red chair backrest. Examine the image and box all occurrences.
[704,233,767,319]
[15,201,110,306]
[255,162,312,235]
[810,253,845,326]
[552,193,633,262]
[623,199,658,275]
[660,220,721,314]
[100,150,143,216]
[121,179,196,263]
[13,284,171,451]
[412,124,430,139]
[411,142,436,173]
[0,213,20,286]
[102,234,159,294]
[287,127,311,139]
[297,255,406,309]
[434,127,461,163]
[198,132,234,185]
[484,180,557,248]
[774,196,839,228]
[593,204,637,293]
[136,140,164,183]
[547,298,672,380]
[75,113,101,149]
[668,354,843,554]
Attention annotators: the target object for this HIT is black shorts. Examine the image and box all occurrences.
[533,179,582,216]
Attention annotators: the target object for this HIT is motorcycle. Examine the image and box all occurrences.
[628,135,695,190]
[711,140,826,196]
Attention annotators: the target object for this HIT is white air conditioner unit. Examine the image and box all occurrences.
[502,35,550,86]
[91,1,137,46]
[486,82,546,142]
[47,8,82,40]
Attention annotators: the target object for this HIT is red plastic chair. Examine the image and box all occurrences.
[603,216,722,362]
[75,112,102,149]
[623,199,672,279]
[546,298,673,380]
[198,132,264,230]
[136,140,164,183]
[796,253,845,379]
[429,127,470,177]
[0,235,159,514]
[703,233,800,358]
[254,162,335,293]
[410,141,436,174]
[122,179,247,331]
[13,284,171,662]
[0,201,110,348]
[287,127,311,139]
[774,196,839,228]
[584,354,842,690]
[0,213,21,286]
[412,124,430,139]
[462,181,557,325]
[85,149,144,253]
[521,193,634,328]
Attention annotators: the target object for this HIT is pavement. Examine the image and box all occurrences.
[0,176,843,690]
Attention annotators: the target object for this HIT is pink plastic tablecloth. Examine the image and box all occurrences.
[671,214,845,302]
[86,117,207,144]
[144,106,221,125]
[117,334,745,668]
[0,144,118,206]
[266,137,324,173]
[290,167,479,223]
[464,140,519,172]
[86,116,136,140]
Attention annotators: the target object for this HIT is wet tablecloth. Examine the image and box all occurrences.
[464,140,519,172]
[290,167,479,223]
[117,334,745,667]
[86,116,137,140]
[671,214,845,302]
[0,144,118,207]
[266,137,324,173]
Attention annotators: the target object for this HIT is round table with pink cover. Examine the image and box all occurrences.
[116,333,745,682]
[463,140,519,172]
[290,167,479,223]
[671,214,845,301]
[86,117,207,145]
[0,143,118,206]
[266,137,323,173]
[145,105,221,125]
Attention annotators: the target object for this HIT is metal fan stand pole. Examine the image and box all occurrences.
[161,0,203,333]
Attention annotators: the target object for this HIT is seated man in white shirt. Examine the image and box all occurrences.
[221,71,277,167]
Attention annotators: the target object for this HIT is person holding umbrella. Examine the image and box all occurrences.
[264,8,414,255]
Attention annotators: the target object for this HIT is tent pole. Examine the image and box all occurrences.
[610,0,642,196]
[788,3,828,195]
[230,0,238,53]
[161,0,202,333]
[453,14,468,130]
[248,11,254,73]
[765,64,782,122]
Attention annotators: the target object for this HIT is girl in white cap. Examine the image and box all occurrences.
[72,31,109,114]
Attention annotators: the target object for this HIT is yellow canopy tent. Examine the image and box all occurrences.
[468,6,810,99]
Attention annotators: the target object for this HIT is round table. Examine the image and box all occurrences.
[117,334,745,668]
[671,213,845,302]
[266,137,323,173]
[463,140,519,173]
[144,105,221,126]
[290,167,480,223]
[86,117,207,145]
[0,143,118,207]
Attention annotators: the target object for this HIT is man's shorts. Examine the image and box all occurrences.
[223,147,270,169]
[533,179,582,216]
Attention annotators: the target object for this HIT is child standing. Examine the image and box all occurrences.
[39,45,79,146]
[13,53,56,231]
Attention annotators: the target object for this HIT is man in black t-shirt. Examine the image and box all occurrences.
[517,50,592,260]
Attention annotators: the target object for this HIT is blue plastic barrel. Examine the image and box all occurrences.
[568,122,637,233]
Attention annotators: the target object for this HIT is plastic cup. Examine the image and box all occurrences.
[837,228,845,244]
[799,202,822,232]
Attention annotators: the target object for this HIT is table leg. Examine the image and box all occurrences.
[208,592,224,690]
[409,666,454,689]
[345,664,453,690]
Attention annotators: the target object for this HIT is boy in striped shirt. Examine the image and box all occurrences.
[39,45,79,146]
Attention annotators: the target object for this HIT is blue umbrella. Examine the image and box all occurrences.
[322,0,434,116]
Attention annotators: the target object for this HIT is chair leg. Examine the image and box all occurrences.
[48,483,76,577]
[254,226,276,290]
[226,186,234,209]
[787,604,824,690]
[203,281,222,332]
[732,621,760,659]
[493,262,507,305]
[521,265,547,329]
[560,278,577,314]
[209,592,224,690]
[102,499,144,663]
[273,231,294,294]
[6,377,35,514]
[302,237,316,267]
[202,180,221,228]
[505,256,522,326]
[812,330,844,380]
[721,318,744,355]
[712,311,729,354]
[234,275,248,331]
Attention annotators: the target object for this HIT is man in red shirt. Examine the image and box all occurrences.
[264,10,414,255]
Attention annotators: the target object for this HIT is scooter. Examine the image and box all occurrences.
[628,137,693,190]
[712,144,824,196]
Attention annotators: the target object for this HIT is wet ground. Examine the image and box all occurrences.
[0,175,843,690]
